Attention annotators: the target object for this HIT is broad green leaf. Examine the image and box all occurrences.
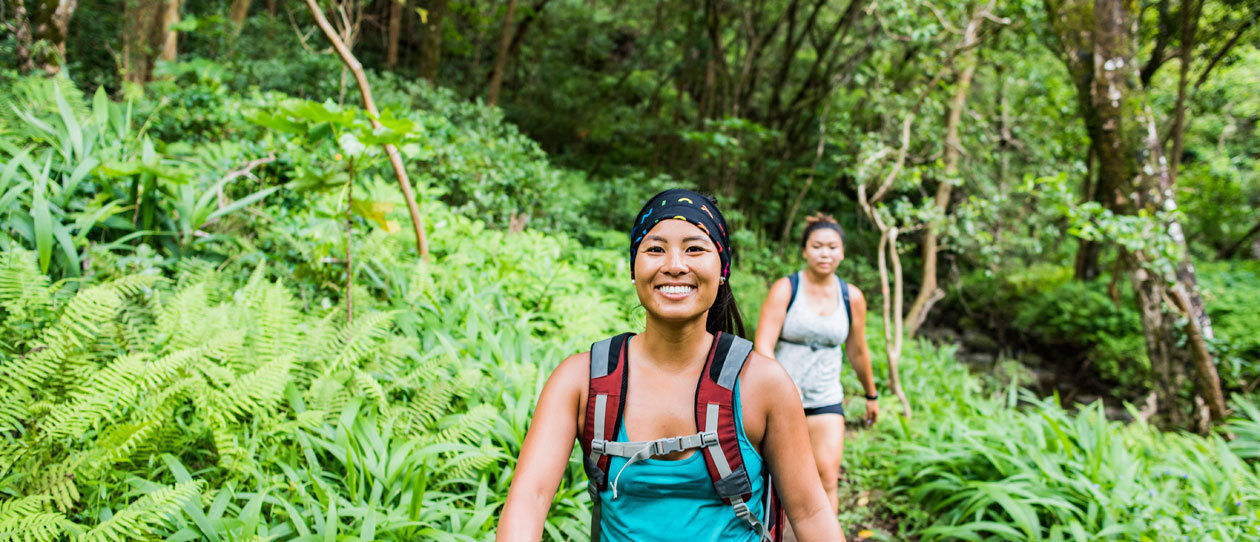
[54,80,84,160]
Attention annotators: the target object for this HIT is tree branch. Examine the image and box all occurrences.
[302,0,430,259]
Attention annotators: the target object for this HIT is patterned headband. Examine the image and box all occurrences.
[629,189,732,281]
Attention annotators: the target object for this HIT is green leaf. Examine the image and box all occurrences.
[31,166,54,273]
[54,80,84,160]
[0,145,34,196]
[205,186,280,223]
[52,220,78,277]
[92,86,110,129]
[339,132,367,157]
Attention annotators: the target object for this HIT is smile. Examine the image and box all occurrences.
[656,284,696,297]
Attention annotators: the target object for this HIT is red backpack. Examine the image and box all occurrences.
[579,331,785,541]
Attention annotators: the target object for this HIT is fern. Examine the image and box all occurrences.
[40,353,149,440]
[0,496,74,542]
[217,355,296,419]
[0,248,54,346]
[317,310,397,375]
[80,481,202,542]
[33,461,81,513]
[434,404,498,447]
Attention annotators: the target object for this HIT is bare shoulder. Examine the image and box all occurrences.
[549,351,591,392]
[845,282,867,308]
[769,276,792,297]
[764,276,793,307]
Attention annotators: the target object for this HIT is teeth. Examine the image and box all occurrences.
[660,285,694,295]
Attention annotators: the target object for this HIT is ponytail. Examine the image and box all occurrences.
[707,282,746,337]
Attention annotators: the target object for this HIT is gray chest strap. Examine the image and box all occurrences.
[591,431,719,499]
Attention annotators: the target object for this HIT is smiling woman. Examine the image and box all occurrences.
[497,190,844,542]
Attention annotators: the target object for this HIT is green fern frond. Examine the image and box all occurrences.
[318,311,397,374]
[40,285,123,356]
[347,368,385,410]
[114,295,158,353]
[106,274,163,298]
[0,496,73,542]
[217,355,296,419]
[80,480,202,542]
[93,418,162,466]
[155,282,211,351]
[173,258,217,287]
[132,377,198,424]
[41,354,149,439]
[404,381,456,435]
[434,404,498,447]
[244,281,302,371]
[436,442,498,482]
[0,399,28,435]
[0,440,26,479]
[0,249,54,342]
[33,461,81,513]
[139,345,209,391]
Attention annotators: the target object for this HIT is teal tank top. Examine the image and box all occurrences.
[596,379,767,541]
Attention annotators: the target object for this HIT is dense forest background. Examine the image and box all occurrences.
[2,0,1260,539]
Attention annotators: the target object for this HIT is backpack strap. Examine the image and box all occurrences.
[839,277,852,337]
[786,272,800,312]
[695,332,781,541]
[580,332,634,542]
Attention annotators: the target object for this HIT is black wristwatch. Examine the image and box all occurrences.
[864,393,879,401]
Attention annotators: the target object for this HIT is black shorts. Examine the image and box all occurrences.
[803,403,845,417]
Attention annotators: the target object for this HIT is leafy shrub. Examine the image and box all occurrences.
[844,337,1260,541]
[951,264,1149,395]
[1198,261,1260,390]
[0,183,632,538]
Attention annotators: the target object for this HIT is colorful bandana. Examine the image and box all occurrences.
[629,189,732,280]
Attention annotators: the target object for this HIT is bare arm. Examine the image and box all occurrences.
[844,285,879,425]
[754,277,793,359]
[497,354,588,542]
[746,353,845,541]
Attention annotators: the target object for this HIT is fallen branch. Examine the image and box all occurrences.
[216,154,277,211]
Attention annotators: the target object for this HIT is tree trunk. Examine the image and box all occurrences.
[12,0,36,74]
[1074,144,1101,280]
[25,0,79,75]
[486,0,518,106]
[123,0,168,83]
[160,0,180,61]
[905,15,981,338]
[385,0,402,69]
[1046,0,1223,426]
[229,0,252,32]
[416,0,447,80]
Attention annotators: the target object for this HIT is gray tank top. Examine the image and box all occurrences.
[773,271,850,409]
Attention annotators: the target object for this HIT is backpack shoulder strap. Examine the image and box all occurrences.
[580,332,634,541]
[695,332,780,541]
[839,278,852,335]
[786,273,800,312]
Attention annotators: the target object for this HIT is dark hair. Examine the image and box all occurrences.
[800,212,845,248]
[707,283,746,337]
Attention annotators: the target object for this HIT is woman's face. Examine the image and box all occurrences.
[802,227,844,275]
[634,219,722,323]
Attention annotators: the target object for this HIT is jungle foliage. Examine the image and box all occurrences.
[2,0,1260,538]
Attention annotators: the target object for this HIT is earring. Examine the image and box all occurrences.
[719,276,726,284]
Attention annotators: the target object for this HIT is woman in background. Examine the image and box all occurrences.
[754,213,878,514]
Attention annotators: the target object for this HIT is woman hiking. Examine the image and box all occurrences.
[498,189,844,542]
[754,213,879,515]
